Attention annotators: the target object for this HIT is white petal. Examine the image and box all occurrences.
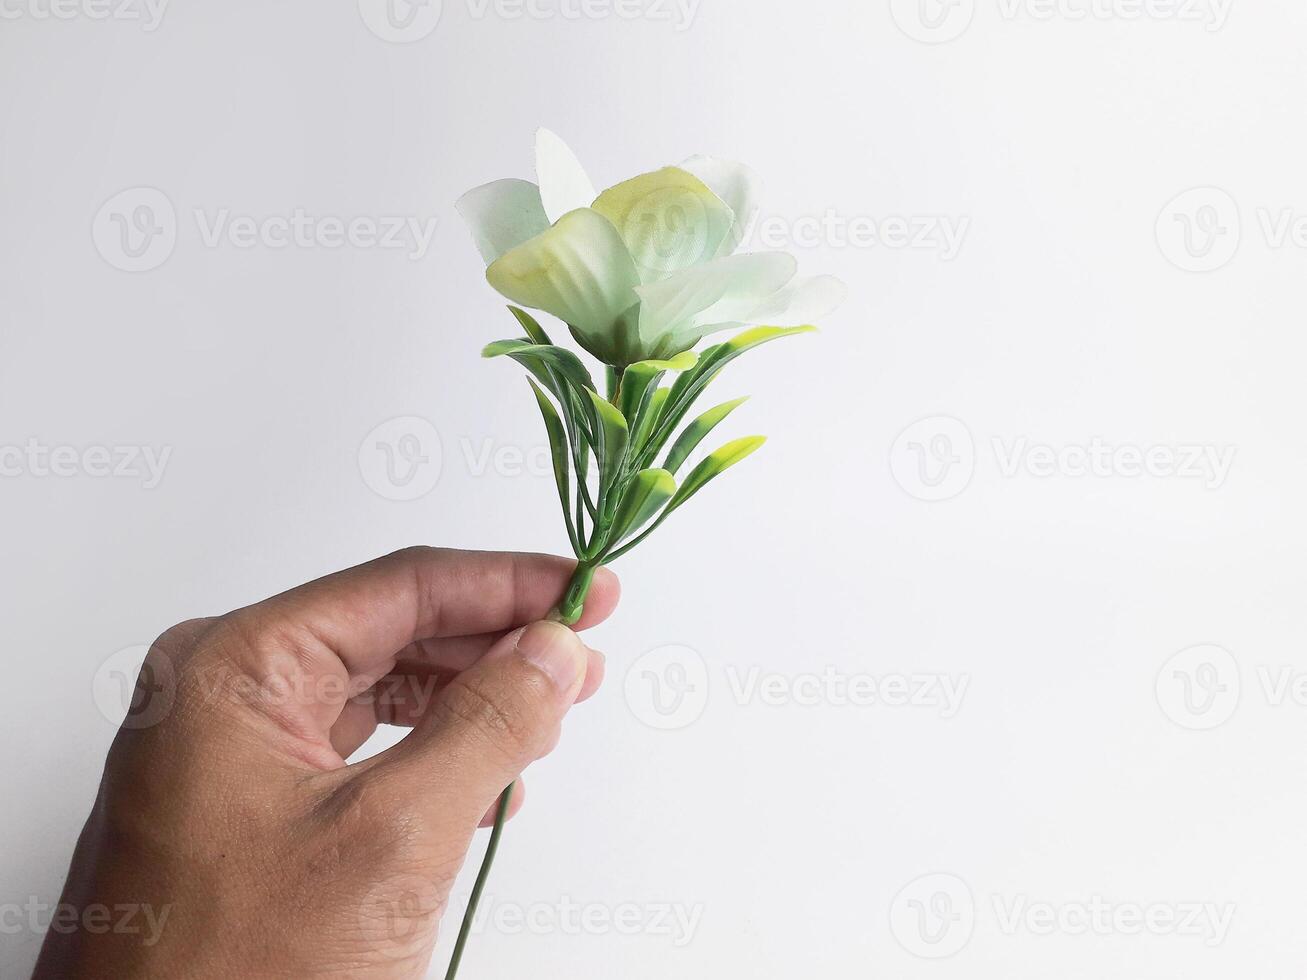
[535,128,597,225]
[743,274,847,324]
[455,178,550,266]
[591,167,736,283]
[486,208,640,348]
[680,155,761,258]
[635,251,797,353]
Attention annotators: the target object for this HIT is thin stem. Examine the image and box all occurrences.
[442,562,603,978]
[443,785,513,980]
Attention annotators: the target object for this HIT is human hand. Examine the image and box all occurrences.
[33,547,619,979]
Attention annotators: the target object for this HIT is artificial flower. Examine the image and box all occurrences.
[457,129,845,366]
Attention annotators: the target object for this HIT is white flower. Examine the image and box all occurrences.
[457,129,845,367]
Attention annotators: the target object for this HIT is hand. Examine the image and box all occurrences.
[34,547,620,979]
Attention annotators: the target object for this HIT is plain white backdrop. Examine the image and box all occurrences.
[4,0,1307,976]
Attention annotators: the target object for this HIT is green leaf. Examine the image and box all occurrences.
[632,386,669,452]
[651,326,814,457]
[527,378,579,553]
[665,436,766,514]
[585,389,629,493]
[605,436,766,562]
[663,396,749,474]
[618,351,698,435]
[483,339,596,395]
[609,468,675,544]
[508,306,553,345]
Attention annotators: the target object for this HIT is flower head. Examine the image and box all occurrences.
[457,129,844,366]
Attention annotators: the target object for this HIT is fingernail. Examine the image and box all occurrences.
[515,621,586,692]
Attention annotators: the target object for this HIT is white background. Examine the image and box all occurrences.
[3,0,1307,976]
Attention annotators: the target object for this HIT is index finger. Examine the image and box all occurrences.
[228,547,620,679]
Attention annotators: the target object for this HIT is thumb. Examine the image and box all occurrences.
[370,620,589,828]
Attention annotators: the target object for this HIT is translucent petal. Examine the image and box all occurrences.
[679,155,762,258]
[455,178,550,266]
[635,251,798,356]
[743,274,847,324]
[535,128,597,225]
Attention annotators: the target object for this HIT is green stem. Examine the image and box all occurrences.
[443,784,513,980]
[442,562,601,978]
[551,560,597,626]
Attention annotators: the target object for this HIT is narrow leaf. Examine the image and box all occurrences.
[632,386,670,452]
[618,350,698,434]
[508,306,553,346]
[605,435,767,562]
[649,326,814,458]
[585,389,629,493]
[609,468,676,544]
[665,435,766,514]
[663,396,749,474]
[482,339,596,395]
[527,378,578,553]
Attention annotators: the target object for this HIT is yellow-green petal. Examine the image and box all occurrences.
[591,167,735,282]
